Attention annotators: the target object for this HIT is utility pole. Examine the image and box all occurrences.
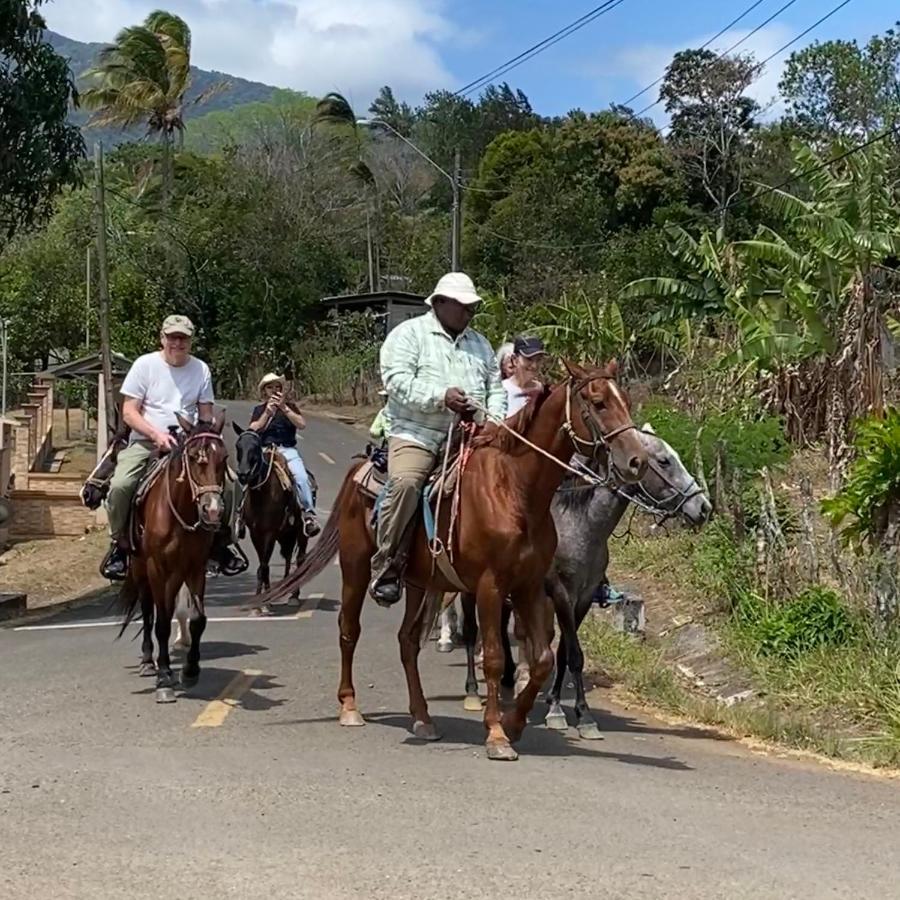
[84,246,92,432]
[451,146,461,272]
[93,142,115,437]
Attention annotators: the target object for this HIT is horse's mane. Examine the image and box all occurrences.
[472,383,554,452]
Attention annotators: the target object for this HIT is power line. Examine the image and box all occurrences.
[456,0,628,99]
[617,0,769,109]
[629,0,802,122]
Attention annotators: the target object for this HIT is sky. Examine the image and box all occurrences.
[44,0,896,124]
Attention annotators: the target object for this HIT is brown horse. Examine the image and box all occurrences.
[118,413,229,703]
[232,424,314,607]
[261,360,647,760]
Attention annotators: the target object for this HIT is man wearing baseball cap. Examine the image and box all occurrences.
[503,335,547,417]
[370,271,507,606]
[100,314,246,580]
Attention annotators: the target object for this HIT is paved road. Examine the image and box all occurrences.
[2,405,900,899]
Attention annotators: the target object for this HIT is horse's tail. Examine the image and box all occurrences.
[116,575,142,639]
[256,464,359,604]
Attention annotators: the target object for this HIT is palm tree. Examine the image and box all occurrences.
[314,92,380,291]
[81,10,220,204]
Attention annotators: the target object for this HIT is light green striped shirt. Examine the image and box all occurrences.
[380,311,507,453]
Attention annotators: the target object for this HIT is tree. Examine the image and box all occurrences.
[81,10,216,203]
[661,49,759,229]
[368,86,415,136]
[0,0,85,248]
[779,23,900,138]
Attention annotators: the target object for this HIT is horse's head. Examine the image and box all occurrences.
[562,359,647,484]
[232,422,263,486]
[176,411,228,529]
[629,425,712,527]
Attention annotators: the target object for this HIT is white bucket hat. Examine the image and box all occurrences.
[425,272,482,307]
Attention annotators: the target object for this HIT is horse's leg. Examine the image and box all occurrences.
[150,564,180,703]
[544,574,574,731]
[337,545,368,727]
[460,592,482,711]
[500,601,517,691]
[398,585,440,741]
[568,588,603,740]
[281,530,300,602]
[180,565,207,689]
[173,583,191,651]
[437,598,454,653]
[139,583,156,676]
[477,572,517,761]
[502,588,555,746]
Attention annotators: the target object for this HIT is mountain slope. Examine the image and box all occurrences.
[47,30,279,147]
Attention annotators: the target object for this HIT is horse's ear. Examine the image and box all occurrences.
[604,358,619,377]
[562,358,587,379]
[642,422,656,435]
[176,413,193,434]
[232,421,244,436]
[212,409,226,434]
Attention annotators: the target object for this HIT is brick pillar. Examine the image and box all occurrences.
[11,417,31,486]
[21,403,40,466]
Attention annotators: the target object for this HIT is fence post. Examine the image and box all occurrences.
[798,475,819,585]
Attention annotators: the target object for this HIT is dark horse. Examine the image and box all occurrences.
[258,361,648,761]
[118,413,229,703]
[232,424,316,608]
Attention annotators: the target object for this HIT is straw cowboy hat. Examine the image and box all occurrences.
[425,272,482,307]
[258,372,285,396]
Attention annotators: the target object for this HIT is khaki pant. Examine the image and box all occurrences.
[371,438,436,584]
[106,441,237,543]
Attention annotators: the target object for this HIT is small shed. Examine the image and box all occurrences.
[320,290,427,334]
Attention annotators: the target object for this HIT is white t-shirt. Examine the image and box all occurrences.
[120,352,214,442]
[503,377,530,417]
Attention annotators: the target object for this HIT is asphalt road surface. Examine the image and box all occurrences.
[2,404,900,899]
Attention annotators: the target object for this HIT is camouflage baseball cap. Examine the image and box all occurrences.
[161,314,195,336]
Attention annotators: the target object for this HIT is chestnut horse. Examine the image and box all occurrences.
[261,360,647,760]
[117,413,229,703]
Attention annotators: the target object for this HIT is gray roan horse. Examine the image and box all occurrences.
[457,425,711,737]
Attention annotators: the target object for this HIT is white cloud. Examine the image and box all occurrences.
[43,0,462,106]
[607,23,794,124]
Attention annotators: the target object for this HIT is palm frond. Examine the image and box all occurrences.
[315,92,357,127]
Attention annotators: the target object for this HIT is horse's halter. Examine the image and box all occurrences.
[561,376,638,460]
[166,430,227,532]
[237,430,274,490]
[621,455,706,525]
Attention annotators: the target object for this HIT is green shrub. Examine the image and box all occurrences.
[822,408,900,548]
[639,398,789,475]
[735,587,858,660]
[691,519,754,606]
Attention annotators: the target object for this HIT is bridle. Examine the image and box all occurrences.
[561,376,639,460]
[618,457,706,524]
[166,430,227,532]
[237,430,275,491]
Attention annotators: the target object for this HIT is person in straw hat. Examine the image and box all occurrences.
[249,373,320,537]
[370,271,507,606]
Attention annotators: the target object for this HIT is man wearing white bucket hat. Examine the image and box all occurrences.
[370,271,507,606]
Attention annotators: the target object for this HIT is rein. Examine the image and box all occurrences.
[166,431,227,533]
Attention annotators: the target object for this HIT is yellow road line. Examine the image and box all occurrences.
[318,451,336,465]
[191,669,262,728]
[294,610,313,619]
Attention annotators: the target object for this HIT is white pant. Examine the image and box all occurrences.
[278,446,314,512]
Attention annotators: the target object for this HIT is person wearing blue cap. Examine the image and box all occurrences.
[502,335,547,417]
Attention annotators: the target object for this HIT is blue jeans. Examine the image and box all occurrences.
[278,446,315,513]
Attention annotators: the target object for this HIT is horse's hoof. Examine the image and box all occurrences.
[180,670,199,689]
[463,694,483,712]
[436,640,453,653]
[139,662,157,677]
[412,720,441,742]
[577,722,604,741]
[485,740,518,761]
[339,708,365,727]
[545,711,569,731]
[155,687,177,704]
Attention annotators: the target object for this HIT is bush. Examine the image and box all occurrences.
[734,587,858,660]
[822,407,900,549]
[691,519,754,607]
[639,398,789,475]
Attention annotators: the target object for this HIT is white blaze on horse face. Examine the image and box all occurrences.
[200,491,224,525]
[638,430,711,526]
